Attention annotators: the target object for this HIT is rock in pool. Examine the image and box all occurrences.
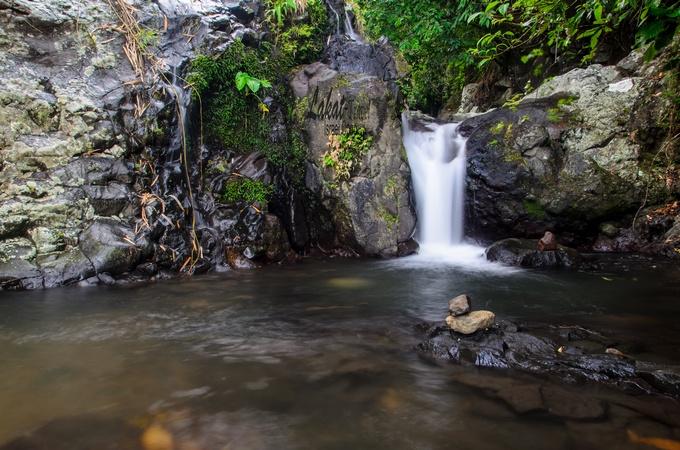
[446,310,495,335]
[448,294,471,316]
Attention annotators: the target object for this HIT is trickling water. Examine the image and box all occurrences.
[402,113,495,267]
[324,0,342,35]
[343,7,362,42]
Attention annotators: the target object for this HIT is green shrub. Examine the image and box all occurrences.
[354,0,483,112]
[469,0,680,66]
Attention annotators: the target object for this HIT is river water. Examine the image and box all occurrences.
[1,256,679,449]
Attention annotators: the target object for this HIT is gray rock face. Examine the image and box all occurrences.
[0,0,286,288]
[293,63,416,256]
[485,238,581,269]
[459,55,676,246]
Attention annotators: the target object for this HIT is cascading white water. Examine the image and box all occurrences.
[400,112,513,271]
[402,112,467,253]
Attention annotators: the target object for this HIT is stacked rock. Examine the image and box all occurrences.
[445,294,496,335]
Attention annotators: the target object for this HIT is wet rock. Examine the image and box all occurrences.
[0,415,142,450]
[636,364,680,397]
[0,259,43,290]
[537,231,558,251]
[136,262,159,277]
[448,294,471,317]
[397,238,418,256]
[79,219,149,275]
[446,311,495,335]
[417,320,679,397]
[39,247,96,288]
[486,238,580,269]
[226,247,258,270]
[261,214,290,262]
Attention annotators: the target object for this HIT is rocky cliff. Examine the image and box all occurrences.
[458,48,679,257]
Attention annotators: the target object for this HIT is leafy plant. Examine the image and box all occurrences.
[186,40,309,184]
[468,0,680,67]
[266,0,309,27]
[235,71,273,113]
[322,127,374,181]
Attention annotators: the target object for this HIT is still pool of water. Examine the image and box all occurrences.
[1,256,679,449]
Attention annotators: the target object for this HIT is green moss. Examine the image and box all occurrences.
[503,148,524,165]
[334,75,351,89]
[292,97,309,125]
[268,0,329,66]
[222,178,274,205]
[547,107,562,123]
[379,207,399,229]
[384,175,400,197]
[137,28,159,50]
[523,199,546,219]
[490,121,506,135]
[557,96,577,107]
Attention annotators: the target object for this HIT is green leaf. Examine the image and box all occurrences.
[247,78,261,93]
[594,3,603,22]
[235,72,248,91]
[485,1,500,13]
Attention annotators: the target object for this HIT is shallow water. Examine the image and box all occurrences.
[1,256,680,449]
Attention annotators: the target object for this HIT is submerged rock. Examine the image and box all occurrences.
[418,319,680,398]
[486,238,580,268]
[446,310,495,335]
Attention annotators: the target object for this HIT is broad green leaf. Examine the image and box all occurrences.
[247,78,261,93]
[235,72,248,91]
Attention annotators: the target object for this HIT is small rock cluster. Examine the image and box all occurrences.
[445,294,496,335]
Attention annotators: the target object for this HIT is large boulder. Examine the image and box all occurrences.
[292,63,416,256]
[459,54,676,246]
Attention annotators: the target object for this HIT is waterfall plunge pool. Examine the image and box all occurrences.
[0,257,679,449]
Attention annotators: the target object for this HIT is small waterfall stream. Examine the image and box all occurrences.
[343,7,362,42]
[401,113,507,270]
[402,115,466,249]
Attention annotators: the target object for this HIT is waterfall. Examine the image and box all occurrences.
[399,111,518,273]
[402,113,467,253]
